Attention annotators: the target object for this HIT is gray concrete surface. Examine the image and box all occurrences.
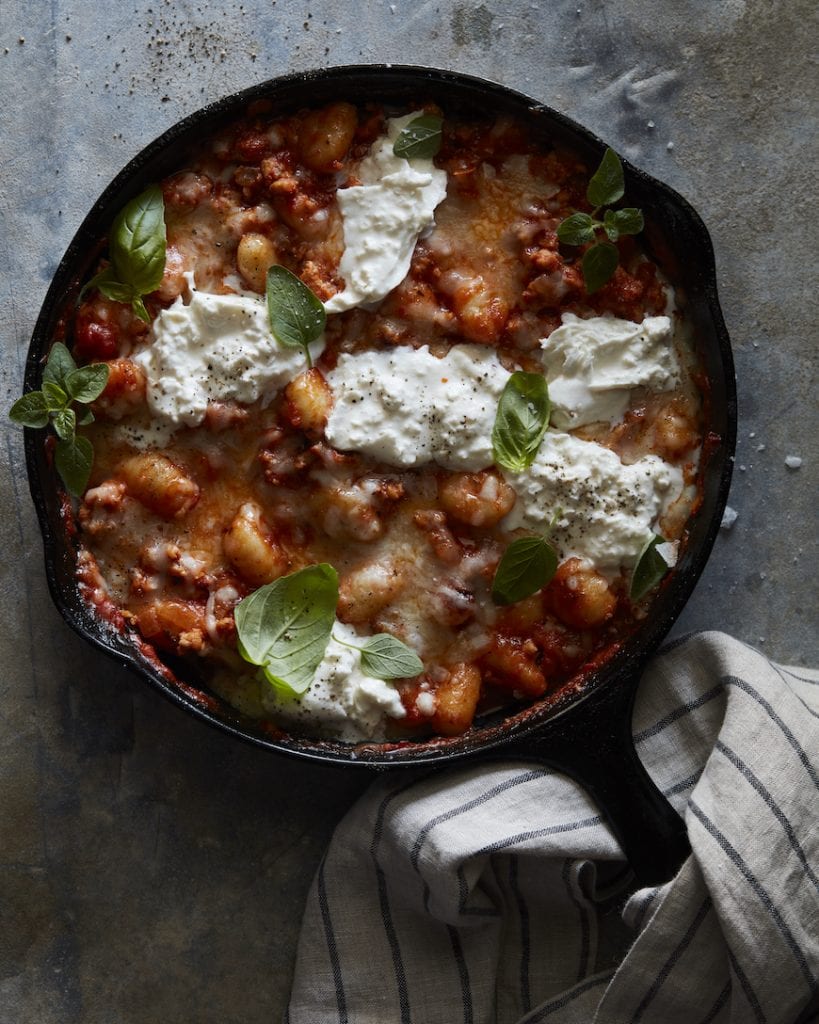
[1,1,816,1020]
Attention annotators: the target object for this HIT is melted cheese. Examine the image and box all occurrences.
[324,112,448,312]
[541,314,679,429]
[325,344,510,471]
[502,431,682,572]
[134,282,318,426]
[259,621,406,742]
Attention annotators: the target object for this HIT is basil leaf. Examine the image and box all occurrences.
[234,563,338,696]
[110,185,167,297]
[492,536,558,605]
[85,268,148,322]
[582,241,619,294]
[266,265,326,369]
[557,212,596,247]
[9,391,49,428]
[65,363,110,404]
[587,147,625,208]
[492,371,551,472]
[52,406,76,441]
[393,114,443,160]
[78,409,95,426]
[96,275,137,307]
[82,188,166,322]
[42,381,69,412]
[359,634,424,680]
[55,435,93,497]
[43,342,77,388]
[603,207,644,242]
[131,296,151,324]
[630,534,669,601]
[84,266,133,306]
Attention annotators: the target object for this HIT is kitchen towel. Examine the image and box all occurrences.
[286,631,819,1023]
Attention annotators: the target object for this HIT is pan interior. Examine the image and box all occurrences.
[24,65,736,767]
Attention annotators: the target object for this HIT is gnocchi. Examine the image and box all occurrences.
[236,232,278,293]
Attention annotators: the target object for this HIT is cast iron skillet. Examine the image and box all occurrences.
[24,66,736,886]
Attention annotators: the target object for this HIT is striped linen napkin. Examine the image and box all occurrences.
[286,632,819,1024]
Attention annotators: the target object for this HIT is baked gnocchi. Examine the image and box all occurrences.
[44,99,706,743]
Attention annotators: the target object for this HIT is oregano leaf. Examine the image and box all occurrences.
[557,212,596,246]
[582,242,619,293]
[52,406,77,442]
[65,363,110,404]
[43,342,77,388]
[587,147,625,208]
[55,435,93,497]
[604,207,644,241]
[9,391,49,428]
[42,381,69,412]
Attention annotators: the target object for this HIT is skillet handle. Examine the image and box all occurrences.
[506,677,690,887]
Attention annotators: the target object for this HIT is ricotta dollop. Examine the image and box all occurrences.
[134,284,316,427]
[324,344,511,471]
[260,621,407,743]
[541,313,678,429]
[502,431,682,572]
[324,112,448,313]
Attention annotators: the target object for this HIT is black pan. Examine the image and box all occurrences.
[23,66,736,886]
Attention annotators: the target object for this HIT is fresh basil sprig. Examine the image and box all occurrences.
[234,564,423,695]
[556,148,644,294]
[492,535,559,606]
[630,534,670,601]
[492,371,551,472]
[9,343,109,496]
[84,186,167,323]
[334,632,423,680]
[234,564,339,696]
[393,114,443,160]
[266,265,326,369]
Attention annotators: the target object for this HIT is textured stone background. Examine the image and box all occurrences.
[0,1,816,1020]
